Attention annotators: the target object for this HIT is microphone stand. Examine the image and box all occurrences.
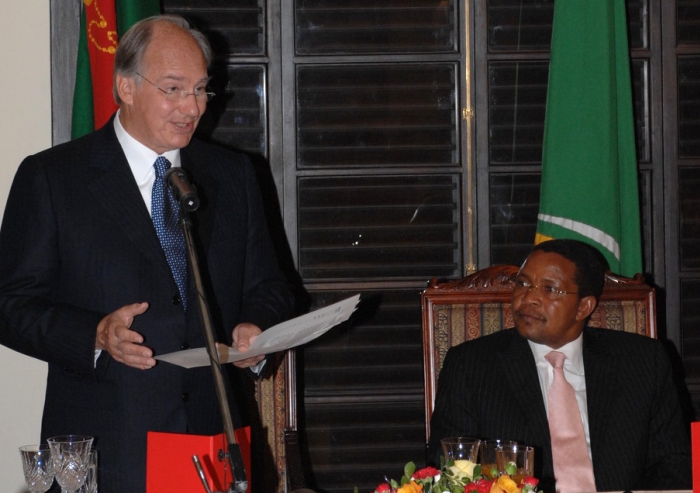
[178,209,248,493]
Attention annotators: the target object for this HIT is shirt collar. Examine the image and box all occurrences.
[527,332,585,375]
[113,110,181,176]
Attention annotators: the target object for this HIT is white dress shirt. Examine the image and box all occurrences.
[528,334,593,460]
[113,109,181,216]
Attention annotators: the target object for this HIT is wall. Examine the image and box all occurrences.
[0,1,51,491]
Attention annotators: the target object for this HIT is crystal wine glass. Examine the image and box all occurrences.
[47,435,94,493]
[19,445,55,493]
[77,450,97,493]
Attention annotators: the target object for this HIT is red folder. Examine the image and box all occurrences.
[693,422,699,492]
[146,427,251,493]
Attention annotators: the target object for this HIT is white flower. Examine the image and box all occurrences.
[448,459,477,481]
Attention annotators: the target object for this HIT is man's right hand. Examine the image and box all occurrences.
[96,302,155,370]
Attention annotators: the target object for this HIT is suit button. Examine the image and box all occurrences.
[182,393,190,402]
[172,294,181,305]
[181,343,190,350]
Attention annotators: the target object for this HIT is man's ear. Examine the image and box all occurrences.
[576,295,597,321]
[116,74,135,105]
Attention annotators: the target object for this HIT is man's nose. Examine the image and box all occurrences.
[180,93,204,116]
[522,284,543,302]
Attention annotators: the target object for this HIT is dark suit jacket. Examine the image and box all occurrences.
[428,328,692,492]
[0,119,294,492]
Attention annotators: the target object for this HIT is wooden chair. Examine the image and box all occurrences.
[421,265,657,443]
[253,349,312,493]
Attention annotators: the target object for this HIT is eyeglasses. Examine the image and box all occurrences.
[135,72,215,102]
[512,277,578,300]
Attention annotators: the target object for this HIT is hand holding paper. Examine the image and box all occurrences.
[156,294,360,369]
[231,322,265,368]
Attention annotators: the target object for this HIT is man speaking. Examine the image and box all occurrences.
[0,15,294,492]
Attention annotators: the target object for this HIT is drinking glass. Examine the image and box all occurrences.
[479,440,518,479]
[19,445,55,493]
[496,444,535,483]
[440,437,481,462]
[77,450,97,493]
[47,435,94,493]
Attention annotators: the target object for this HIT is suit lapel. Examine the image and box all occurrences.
[181,144,218,253]
[85,123,172,279]
[582,328,618,461]
[500,333,551,442]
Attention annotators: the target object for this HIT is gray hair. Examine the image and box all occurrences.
[112,14,213,104]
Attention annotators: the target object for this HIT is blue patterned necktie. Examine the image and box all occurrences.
[152,157,188,312]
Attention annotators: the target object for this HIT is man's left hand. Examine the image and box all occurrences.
[232,323,265,368]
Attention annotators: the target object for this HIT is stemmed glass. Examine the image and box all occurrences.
[47,435,94,493]
[77,450,98,493]
[19,445,55,493]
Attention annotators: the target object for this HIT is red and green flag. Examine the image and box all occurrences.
[535,0,643,277]
[71,0,160,139]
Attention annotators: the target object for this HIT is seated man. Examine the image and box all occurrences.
[428,239,691,492]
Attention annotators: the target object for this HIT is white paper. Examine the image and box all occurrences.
[155,294,360,369]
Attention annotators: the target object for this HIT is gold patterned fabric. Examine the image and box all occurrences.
[589,300,647,335]
[432,299,646,375]
[254,352,288,493]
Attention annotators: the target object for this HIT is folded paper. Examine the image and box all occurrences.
[156,294,360,368]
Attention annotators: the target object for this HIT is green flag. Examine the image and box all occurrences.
[71,8,96,140]
[535,0,643,276]
[116,0,161,36]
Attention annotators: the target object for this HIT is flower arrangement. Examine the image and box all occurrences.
[357,458,540,493]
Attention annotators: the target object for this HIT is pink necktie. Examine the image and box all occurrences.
[545,351,596,493]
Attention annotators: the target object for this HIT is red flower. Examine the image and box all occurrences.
[464,478,494,493]
[375,484,391,493]
[413,466,441,480]
[521,477,539,487]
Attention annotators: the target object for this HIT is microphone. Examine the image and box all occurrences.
[164,167,200,212]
